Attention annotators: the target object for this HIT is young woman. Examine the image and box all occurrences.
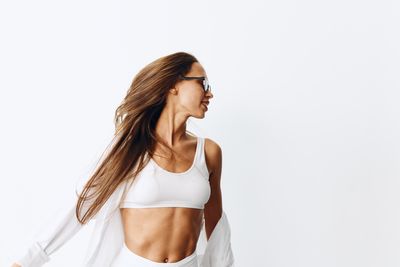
[12,51,235,267]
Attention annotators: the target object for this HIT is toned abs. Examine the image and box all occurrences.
[120,207,204,263]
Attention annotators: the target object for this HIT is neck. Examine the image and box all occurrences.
[154,104,189,147]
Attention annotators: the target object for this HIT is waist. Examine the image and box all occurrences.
[112,242,198,266]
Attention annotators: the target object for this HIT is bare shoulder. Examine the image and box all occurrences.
[204,137,222,175]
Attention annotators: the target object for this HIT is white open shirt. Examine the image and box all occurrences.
[14,136,236,267]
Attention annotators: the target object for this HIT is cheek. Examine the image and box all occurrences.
[179,91,202,109]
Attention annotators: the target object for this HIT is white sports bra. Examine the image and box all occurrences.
[119,136,211,209]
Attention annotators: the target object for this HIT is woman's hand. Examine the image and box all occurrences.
[10,263,21,267]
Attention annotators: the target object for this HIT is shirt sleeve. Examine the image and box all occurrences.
[201,211,235,267]
[14,152,106,266]
[14,132,123,267]
[14,196,90,267]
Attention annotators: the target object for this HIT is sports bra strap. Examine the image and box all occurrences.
[193,136,202,164]
[195,137,209,178]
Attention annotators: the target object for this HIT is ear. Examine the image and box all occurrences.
[169,87,178,95]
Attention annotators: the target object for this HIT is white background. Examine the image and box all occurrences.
[1,0,400,266]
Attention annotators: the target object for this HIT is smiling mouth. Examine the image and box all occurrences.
[202,103,208,110]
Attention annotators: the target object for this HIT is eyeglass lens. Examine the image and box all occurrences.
[203,78,210,93]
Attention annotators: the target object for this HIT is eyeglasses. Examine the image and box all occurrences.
[178,75,211,93]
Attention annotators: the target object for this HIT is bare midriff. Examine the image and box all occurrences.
[120,207,204,263]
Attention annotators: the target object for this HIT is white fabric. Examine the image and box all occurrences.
[14,135,235,267]
[15,180,235,266]
[120,137,211,209]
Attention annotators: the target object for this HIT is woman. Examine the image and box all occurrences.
[12,51,235,267]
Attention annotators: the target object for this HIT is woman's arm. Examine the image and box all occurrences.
[202,138,235,267]
[12,133,121,267]
[12,198,87,267]
[203,138,223,240]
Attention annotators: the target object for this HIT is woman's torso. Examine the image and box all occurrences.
[119,135,211,263]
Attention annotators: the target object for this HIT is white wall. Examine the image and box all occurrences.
[1,0,399,266]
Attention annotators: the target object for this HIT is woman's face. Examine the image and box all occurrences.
[171,62,214,119]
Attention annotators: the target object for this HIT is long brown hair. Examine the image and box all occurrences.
[75,52,198,224]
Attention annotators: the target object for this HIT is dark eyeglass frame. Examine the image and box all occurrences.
[178,75,211,93]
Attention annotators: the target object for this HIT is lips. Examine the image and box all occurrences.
[201,102,209,110]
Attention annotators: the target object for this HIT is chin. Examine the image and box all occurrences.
[191,110,206,119]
